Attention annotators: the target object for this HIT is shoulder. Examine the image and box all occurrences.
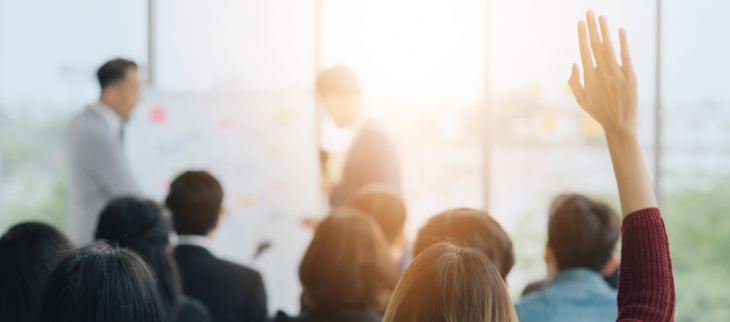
[68,109,111,142]
[175,296,211,322]
[272,311,300,322]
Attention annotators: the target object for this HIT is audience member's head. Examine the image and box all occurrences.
[166,170,224,237]
[546,194,620,274]
[34,242,165,322]
[384,242,517,322]
[414,208,514,280]
[316,66,362,127]
[97,58,139,118]
[348,184,407,247]
[95,197,182,318]
[0,222,72,322]
[299,208,395,312]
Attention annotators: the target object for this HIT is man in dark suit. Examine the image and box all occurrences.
[167,171,268,322]
[316,66,402,206]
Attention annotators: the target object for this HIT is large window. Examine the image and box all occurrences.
[661,1,730,319]
[0,0,148,229]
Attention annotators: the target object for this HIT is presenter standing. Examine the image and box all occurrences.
[316,66,402,206]
[66,59,140,244]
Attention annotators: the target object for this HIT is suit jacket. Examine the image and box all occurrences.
[174,296,212,322]
[330,118,401,206]
[272,308,382,322]
[66,104,138,244]
[174,244,268,322]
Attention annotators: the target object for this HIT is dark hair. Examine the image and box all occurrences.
[547,194,620,272]
[414,208,514,280]
[315,66,361,97]
[384,242,517,322]
[97,58,137,89]
[299,208,395,311]
[348,184,407,245]
[34,242,165,322]
[0,222,72,322]
[166,171,224,236]
[95,197,182,319]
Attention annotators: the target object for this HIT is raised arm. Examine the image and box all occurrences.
[568,11,674,321]
[568,11,656,217]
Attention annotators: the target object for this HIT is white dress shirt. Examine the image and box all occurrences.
[176,234,213,250]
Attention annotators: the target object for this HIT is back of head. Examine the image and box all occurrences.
[548,194,620,272]
[299,208,395,311]
[97,58,137,90]
[34,242,165,322]
[348,184,407,246]
[384,242,517,322]
[315,66,361,98]
[0,222,72,321]
[95,197,181,314]
[166,170,224,236]
[414,208,514,280]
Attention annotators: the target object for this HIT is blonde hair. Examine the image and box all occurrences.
[383,242,517,322]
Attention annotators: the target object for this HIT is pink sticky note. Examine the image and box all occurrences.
[150,106,166,124]
[219,118,234,129]
[271,180,288,191]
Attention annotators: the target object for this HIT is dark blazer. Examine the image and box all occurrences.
[174,296,211,322]
[330,118,401,206]
[272,308,382,322]
[174,245,268,322]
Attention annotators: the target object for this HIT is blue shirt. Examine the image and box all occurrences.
[514,268,618,322]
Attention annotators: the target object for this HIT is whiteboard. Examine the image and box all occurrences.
[126,90,322,314]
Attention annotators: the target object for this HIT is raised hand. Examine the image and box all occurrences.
[569,11,638,136]
[568,11,657,217]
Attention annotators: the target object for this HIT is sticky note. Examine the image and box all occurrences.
[271,180,288,191]
[276,107,295,124]
[265,145,282,156]
[238,196,257,207]
[582,115,603,136]
[219,118,234,129]
[150,106,166,124]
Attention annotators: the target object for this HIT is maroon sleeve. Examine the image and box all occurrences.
[617,208,675,321]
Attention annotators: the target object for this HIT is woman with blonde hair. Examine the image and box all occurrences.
[383,242,517,322]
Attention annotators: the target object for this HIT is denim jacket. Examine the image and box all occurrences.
[514,268,618,322]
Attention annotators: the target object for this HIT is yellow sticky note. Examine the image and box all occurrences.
[265,145,282,156]
[276,107,295,124]
[582,115,603,136]
[238,196,257,207]
[541,113,556,131]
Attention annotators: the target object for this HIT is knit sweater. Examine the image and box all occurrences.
[617,208,675,321]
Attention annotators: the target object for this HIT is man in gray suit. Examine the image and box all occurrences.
[316,66,402,206]
[66,59,140,244]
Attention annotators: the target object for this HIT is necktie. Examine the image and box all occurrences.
[119,121,126,146]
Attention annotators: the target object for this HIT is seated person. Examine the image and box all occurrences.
[166,171,267,322]
[520,193,619,298]
[347,184,412,277]
[95,197,210,322]
[414,208,514,282]
[274,208,395,322]
[0,222,73,321]
[34,242,166,322]
[383,242,517,321]
[514,194,621,322]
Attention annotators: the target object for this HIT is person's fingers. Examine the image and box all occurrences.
[586,11,607,70]
[578,21,594,72]
[599,16,620,74]
[619,28,634,76]
[569,64,587,108]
